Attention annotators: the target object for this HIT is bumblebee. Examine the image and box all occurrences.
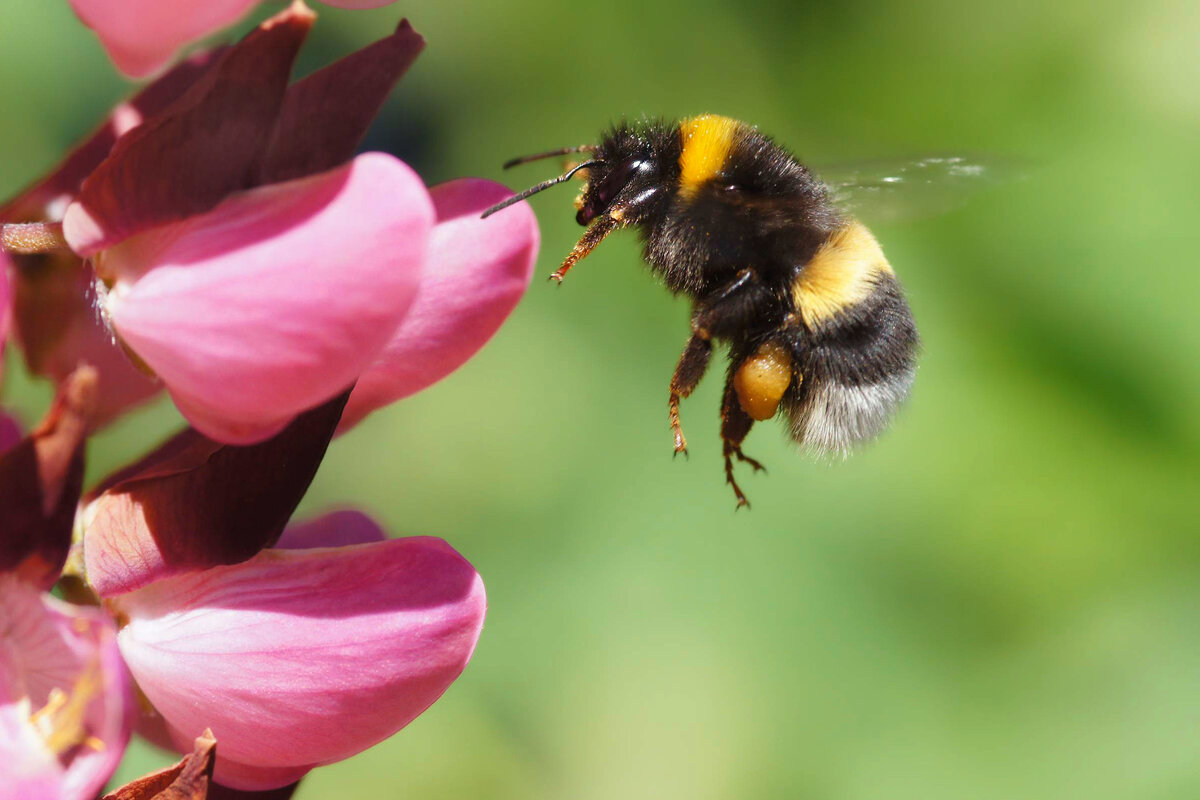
[484,115,919,507]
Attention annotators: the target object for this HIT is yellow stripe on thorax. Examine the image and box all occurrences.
[678,114,741,198]
[792,221,893,326]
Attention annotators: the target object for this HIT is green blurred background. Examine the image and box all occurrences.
[4,0,1200,797]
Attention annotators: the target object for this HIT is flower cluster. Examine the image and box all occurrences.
[2,2,536,797]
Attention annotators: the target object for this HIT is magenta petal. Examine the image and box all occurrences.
[114,537,487,790]
[276,509,388,550]
[340,179,539,430]
[68,0,260,78]
[0,576,133,800]
[101,153,432,443]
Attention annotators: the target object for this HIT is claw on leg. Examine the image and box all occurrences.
[723,442,751,510]
[670,392,688,456]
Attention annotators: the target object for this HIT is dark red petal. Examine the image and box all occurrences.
[256,18,424,184]
[64,4,315,256]
[0,367,95,588]
[208,781,300,800]
[0,49,222,224]
[84,390,350,597]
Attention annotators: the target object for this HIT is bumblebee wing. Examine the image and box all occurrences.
[780,223,920,455]
[816,154,1024,224]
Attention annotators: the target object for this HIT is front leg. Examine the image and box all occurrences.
[669,332,712,456]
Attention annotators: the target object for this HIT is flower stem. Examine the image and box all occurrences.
[1,222,69,255]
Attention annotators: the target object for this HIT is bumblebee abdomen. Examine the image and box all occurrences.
[783,221,919,454]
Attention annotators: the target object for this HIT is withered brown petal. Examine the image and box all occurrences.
[101,729,217,800]
[67,4,315,255]
[0,367,94,588]
[85,390,349,595]
[256,18,424,184]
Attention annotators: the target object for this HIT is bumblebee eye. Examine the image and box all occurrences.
[577,156,654,225]
[722,184,740,193]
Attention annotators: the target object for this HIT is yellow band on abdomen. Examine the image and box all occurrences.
[791,221,894,326]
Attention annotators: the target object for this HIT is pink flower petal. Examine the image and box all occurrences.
[101,153,432,444]
[68,0,261,78]
[340,178,539,430]
[276,509,388,550]
[0,575,133,800]
[114,537,486,790]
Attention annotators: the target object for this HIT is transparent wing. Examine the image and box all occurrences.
[814,154,1024,224]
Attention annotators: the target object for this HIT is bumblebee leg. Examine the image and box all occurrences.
[720,379,766,510]
[668,333,712,456]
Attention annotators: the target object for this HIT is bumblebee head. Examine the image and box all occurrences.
[482,122,678,227]
[574,126,673,227]
[481,122,681,282]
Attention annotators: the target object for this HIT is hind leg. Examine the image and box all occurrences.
[720,378,767,509]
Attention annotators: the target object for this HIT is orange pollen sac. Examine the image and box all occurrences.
[733,341,795,421]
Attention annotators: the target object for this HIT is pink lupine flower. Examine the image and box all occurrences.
[0,52,221,426]
[106,513,486,790]
[79,385,486,788]
[5,7,539,441]
[69,0,397,79]
[0,575,134,800]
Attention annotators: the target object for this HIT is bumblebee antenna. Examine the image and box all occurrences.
[503,145,598,170]
[481,160,601,219]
